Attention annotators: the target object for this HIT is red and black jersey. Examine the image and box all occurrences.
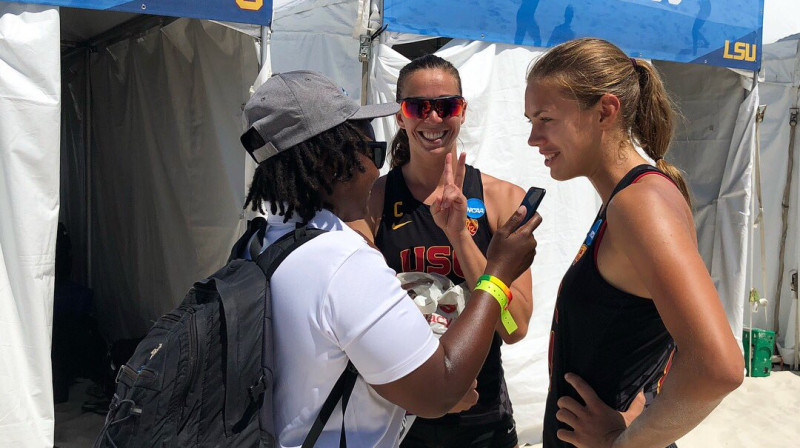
[543,165,677,447]
[376,165,513,426]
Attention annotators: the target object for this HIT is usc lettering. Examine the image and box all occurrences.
[400,245,464,278]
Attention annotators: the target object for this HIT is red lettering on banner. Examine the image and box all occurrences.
[426,246,451,275]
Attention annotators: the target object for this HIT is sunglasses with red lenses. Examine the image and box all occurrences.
[399,95,466,119]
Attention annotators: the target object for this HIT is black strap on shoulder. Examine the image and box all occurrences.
[228,216,268,262]
[301,361,359,448]
[600,164,662,220]
[254,223,327,279]
[247,221,357,446]
[461,164,483,200]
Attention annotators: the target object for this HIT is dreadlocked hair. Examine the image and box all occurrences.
[244,120,370,222]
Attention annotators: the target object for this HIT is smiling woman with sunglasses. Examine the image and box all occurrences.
[349,54,535,448]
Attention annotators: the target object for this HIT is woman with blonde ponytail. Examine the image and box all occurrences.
[526,38,742,447]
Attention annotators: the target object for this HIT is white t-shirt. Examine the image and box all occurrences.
[265,209,439,448]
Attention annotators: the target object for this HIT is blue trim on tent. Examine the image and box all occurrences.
[384,0,764,71]
[8,0,272,26]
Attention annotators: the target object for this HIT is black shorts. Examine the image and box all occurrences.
[400,415,518,448]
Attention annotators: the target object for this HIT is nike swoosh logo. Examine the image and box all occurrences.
[391,221,413,230]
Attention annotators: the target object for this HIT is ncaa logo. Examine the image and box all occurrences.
[466,198,486,219]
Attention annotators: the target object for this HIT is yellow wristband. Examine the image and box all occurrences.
[478,274,512,303]
[474,281,518,334]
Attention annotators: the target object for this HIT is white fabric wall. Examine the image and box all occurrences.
[748,37,800,362]
[656,61,755,348]
[0,4,60,447]
[64,19,258,341]
[270,0,364,102]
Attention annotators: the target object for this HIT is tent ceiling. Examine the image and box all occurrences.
[60,7,138,43]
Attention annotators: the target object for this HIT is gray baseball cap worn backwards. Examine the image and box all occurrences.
[241,70,399,163]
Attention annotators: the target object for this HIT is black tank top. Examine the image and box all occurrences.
[543,165,676,447]
[376,165,513,425]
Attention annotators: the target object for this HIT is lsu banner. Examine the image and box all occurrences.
[9,0,271,25]
[384,0,764,71]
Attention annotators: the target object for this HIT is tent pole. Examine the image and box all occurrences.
[260,26,269,70]
[358,0,375,105]
[773,102,798,339]
[85,48,93,289]
[361,56,370,106]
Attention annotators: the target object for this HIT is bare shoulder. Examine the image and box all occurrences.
[480,172,525,205]
[606,174,695,246]
[480,172,526,228]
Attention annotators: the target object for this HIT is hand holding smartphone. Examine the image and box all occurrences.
[516,186,546,231]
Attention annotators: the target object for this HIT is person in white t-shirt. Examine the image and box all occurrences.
[239,71,541,448]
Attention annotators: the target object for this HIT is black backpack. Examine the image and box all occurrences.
[94,218,358,448]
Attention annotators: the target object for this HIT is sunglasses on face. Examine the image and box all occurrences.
[399,95,466,120]
[351,119,387,169]
[365,141,387,169]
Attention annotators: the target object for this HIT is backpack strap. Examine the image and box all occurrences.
[244,223,338,445]
[254,224,327,279]
[229,217,268,262]
[254,224,360,447]
[301,361,359,448]
[218,221,327,438]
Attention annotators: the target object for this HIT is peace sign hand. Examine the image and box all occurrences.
[430,152,468,237]
[555,373,646,448]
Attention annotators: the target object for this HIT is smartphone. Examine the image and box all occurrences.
[516,186,546,230]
